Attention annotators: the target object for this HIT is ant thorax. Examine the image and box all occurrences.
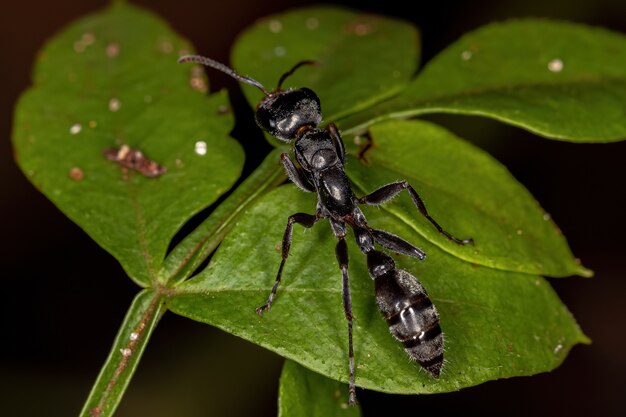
[294,129,340,171]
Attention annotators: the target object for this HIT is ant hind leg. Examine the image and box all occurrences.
[335,236,357,405]
[358,181,473,245]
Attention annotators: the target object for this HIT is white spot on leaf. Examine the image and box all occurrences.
[70,123,82,135]
[548,58,564,72]
[195,141,207,155]
[109,98,121,112]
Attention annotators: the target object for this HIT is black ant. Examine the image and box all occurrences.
[179,54,473,405]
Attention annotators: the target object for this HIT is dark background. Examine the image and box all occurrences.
[2,0,625,416]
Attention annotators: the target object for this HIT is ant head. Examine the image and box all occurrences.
[178,55,321,142]
[255,88,322,142]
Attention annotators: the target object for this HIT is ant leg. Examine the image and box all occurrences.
[336,236,357,405]
[281,153,315,192]
[356,131,374,164]
[370,228,426,260]
[276,60,318,90]
[358,181,473,245]
[328,123,346,164]
[256,212,319,316]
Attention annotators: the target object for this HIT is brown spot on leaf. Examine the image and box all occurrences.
[106,42,120,58]
[217,105,231,115]
[69,167,84,181]
[103,144,167,178]
[189,65,208,92]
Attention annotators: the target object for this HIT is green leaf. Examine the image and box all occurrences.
[169,185,588,395]
[12,3,244,286]
[341,19,626,142]
[162,148,287,285]
[347,119,590,277]
[231,6,419,124]
[279,360,361,417]
[80,289,166,417]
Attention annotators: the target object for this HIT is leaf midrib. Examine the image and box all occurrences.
[344,75,626,135]
[410,73,626,104]
[127,179,159,285]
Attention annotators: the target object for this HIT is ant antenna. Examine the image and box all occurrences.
[178,55,270,96]
[276,60,318,90]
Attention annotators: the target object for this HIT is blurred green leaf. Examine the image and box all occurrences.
[347,119,590,277]
[12,3,244,286]
[279,360,361,417]
[231,6,419,125]
[342,19,626,142]
[169,185,588,395]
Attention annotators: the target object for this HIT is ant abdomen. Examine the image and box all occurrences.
[372,254,444,377]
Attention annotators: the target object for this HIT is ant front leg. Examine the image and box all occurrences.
[358,181,473,245]
[335,233,357,405]
[256,212,319,316]
[281,153,315,193]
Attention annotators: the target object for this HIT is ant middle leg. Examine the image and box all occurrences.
[358,181,473,245]
[256,212,319,316]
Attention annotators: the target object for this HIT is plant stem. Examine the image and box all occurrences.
[79,289,167,417]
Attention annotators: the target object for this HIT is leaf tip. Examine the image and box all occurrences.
[576,263,594,278]
[580,333,592,345]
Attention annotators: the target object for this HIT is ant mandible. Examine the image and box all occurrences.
[179,54,473,405]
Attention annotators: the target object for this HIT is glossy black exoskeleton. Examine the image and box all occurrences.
[179,54,473,404]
